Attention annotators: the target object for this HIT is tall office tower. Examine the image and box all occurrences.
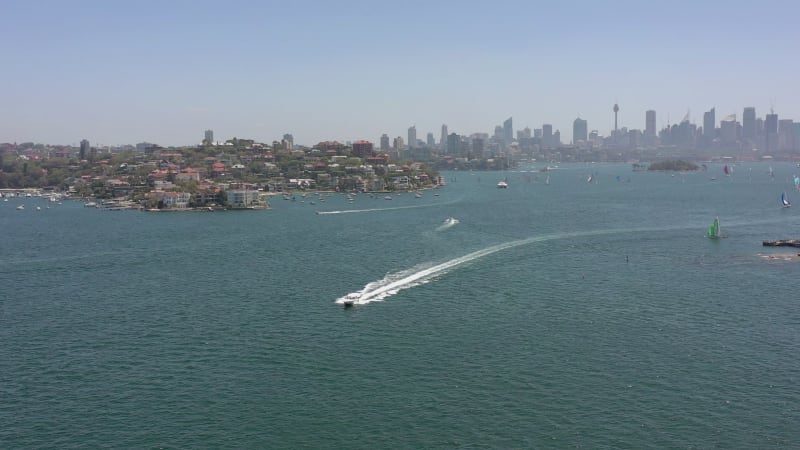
[719,115,737,145]
[440,124,448,147]
[426,132,435,147]
[553,130,561,147]
[703,108,715,138]
[380,134,390,152]
[645,110,656,137]
[765,112,778,152]
[613,103,619,139]
[534,128,543,138]
[471,137,485,157]
[778,119,794,151]
[493,125,503,141]
[518,127,532,139]
[204,130,214,145]
[446,133,461,155]
[79,139,90,160]
[503,117,513,144]
[407,125,417,149]
[573,117,588,144]
[542,124,553,147]
[742,107,756,139]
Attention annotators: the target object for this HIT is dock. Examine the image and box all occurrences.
[762,240,800,248]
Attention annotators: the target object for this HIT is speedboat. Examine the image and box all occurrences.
[16,204,24,210]
[444,217,459,225]
[497,180,508,188]
[343,293,359,308]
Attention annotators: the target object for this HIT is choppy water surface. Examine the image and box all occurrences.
[1,163,799,448]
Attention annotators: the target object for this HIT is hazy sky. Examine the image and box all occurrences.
[2,0,799,147]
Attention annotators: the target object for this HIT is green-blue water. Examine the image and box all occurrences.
[2,163,799,448]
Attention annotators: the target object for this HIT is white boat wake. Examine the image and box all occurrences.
[435,217,459,231]
[318,204,439,215]
[335,226,686,307]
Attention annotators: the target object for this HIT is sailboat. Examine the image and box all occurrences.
[782,192,791,208]
[707,216,722,239]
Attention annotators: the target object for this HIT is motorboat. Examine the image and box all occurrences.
[343,293,359,308]
[497,180,508,188]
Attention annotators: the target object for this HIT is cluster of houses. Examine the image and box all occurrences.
[57,146,437,210]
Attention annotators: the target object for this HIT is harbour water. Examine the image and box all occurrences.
[2,163,799,448]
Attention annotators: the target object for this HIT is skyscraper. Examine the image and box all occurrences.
[380,134,390,152]
[426,132,435,147]
[613,103,619,140]
[703,108,716,138]
[573,118,588,144]
[766,112,778,152]
[645,110,656,137]
[440,124,448,147]
[79,139,90,160]
[503,117,513,145]
[743,107,756,139]
[204,130,213,145]
[542,124,553,148]
[408,125,417,149]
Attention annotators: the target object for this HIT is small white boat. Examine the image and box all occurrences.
[84,202,97,208]
[36,206,41,211]
[384,195,392,200]
[444,217,459,225]
[343,293,359,308]
[497,180,508,188]
[16,204,24,210]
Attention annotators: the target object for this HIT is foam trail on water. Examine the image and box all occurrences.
[318,198,462,215]
[335,225,690,306]
[435,218,459,231]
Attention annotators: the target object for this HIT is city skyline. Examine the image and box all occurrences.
[2,0,800,147]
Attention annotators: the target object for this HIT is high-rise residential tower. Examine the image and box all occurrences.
[204,130,213,145]
[440,124,448,147]
[408,125,417,149]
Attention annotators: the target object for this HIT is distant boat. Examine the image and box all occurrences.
[782,192,791,208]
[16,204,24,210]
[723,164,730,176]
[343,292,359,308]
[444,217,459,226]
[496,180,508,188]
[707,216,722,239]
[545,175,550,185]
[84,201,97,208]
[384,195,392,200]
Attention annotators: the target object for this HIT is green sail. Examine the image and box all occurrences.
[707,218,719,238]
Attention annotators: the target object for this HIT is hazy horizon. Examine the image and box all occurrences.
[2,0,799,147]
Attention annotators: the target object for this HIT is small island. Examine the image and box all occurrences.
[647,160,701,171]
